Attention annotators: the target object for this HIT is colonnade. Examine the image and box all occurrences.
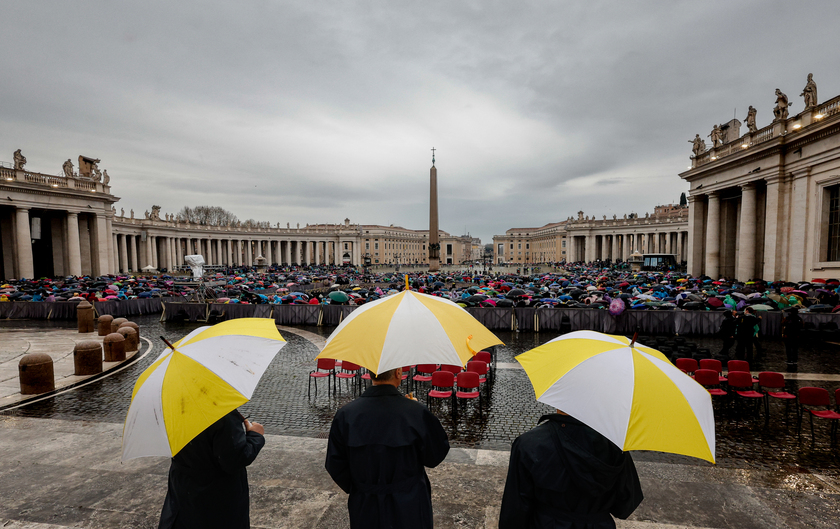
[110,232,363,272]
[567,230,688,264]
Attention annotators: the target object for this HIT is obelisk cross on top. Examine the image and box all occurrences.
[429,147,440,271]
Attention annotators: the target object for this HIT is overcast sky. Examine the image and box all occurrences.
[3,1,839,243]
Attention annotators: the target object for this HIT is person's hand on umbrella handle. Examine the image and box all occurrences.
[244,419,265,436]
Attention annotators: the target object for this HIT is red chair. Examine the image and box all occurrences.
[466,360,488,385]
[727,371,763,415]
[727,360,759,383]
[675,358,698,375]
[361,369,372,387]
[758,372,796,420]
[475,351,493,379]
[427,370,455,411]
[308,358,336,398]
[440,364,463,375]
[455,371,482,416]
[412,364,438,395]
[335,361,361,395]
[797,387,840,441]
[699,359,727,383]
[694,369,727,397]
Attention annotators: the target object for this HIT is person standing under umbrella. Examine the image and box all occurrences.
[782,307,804,372]
[735,307,760,363]
[717,310,737,359]
[159,411,265,529]
[499,410,643,529]
[325,367,450,529]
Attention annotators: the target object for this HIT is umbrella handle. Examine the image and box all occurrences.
[466,335,477,355]
[630,331,638,349]
[160,336,176,351]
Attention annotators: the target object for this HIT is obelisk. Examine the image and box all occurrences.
[429,148,440,272]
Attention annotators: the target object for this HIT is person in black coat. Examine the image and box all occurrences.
[734,307,760,363]
[325,367,450,529]
[781,307,804,371]
[158,410,265,529]
[499,412,643,529]
[717,310,737,359]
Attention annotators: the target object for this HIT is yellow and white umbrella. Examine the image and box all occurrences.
[122,318,286,461]
[317,290,503,374]
[517,330,715,463]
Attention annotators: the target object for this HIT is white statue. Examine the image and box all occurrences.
[13,149,26,170]
[745,106,757,133]
[63,159,74,178]
[708,124,723,148]
[120,208,124,217]
[773,89,789,121]
[130,209,134,219]
[801,73,818,110]
[688,134,706,157]
[102,170,110,185]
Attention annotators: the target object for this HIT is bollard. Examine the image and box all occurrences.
[111,317,128,334]
[117,327,138,353]
[74,341,103,375]
[19,353,55,395]
[77,300,94,333]
[118,321,140,340]
[103,333,126,362]
[97,315,114,337]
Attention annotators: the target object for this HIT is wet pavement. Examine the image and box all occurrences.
[2,316,839,479]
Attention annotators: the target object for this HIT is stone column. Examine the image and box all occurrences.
[788,169,810,281]
[14,207,34,278]
[105,216,115,275]
[611,234,618,262]
[266,240,273,265]
[130,235,139,272]
[166,237,174,270]
[763,175,783,281]
[284,241,291,265]
[704,192,721,278]
[66,212,82,277]
[315,241,320,265]
[678,232,686,264]
[687,195,705,277]
[119,235,128,273]
[736,183,757,281]
[245,240,252,266]
[95,214,111,275]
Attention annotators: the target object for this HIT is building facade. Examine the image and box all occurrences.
[0,152,479,278]
[681,84,840,282]
[492,221,568,264]
[564,206,688,263]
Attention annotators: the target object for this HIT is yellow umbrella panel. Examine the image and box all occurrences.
[517,330,715,463]
[317,290,503,374]
[122,318,286,461]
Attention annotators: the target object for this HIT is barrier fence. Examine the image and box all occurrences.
[4,299,839,338]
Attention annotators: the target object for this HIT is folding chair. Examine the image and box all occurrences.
[427,371,455,413]
[727,360,758,383]
[308,358,336,398]
[412,364,438,396]
[455,371,482,416]
[726,371,763,416]
[694,369,727,398]
[335,361,361,395]
[699,358,727,383]
[797,387,840,442]
[757,371,796,422]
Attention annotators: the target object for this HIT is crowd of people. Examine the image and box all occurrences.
[3,264,840,315]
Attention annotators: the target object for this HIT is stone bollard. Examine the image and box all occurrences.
[19,353,55,395]
[118,321,140,340]
[117,327,139,352]
[74,341,103,375]
[103,333,126,362]
[77,300,94,333]
[111,317,128,333]
[98,315,114,337]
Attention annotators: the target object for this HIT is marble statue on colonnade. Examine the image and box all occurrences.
[13,149,26,170]
[102,169,110,185]
[801,73,818,110]
[688,134,706,157]
[773,89,789,121]
[708,124,723,148]
[130,209,134,219]
[745,106,757,133]
[150,206,161,221]
[63,159,75,178]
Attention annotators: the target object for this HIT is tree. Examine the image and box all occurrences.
[177,205,239,226]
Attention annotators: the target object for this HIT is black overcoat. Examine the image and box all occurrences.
[499,414,643,529]
[158,410,265,529]
[325,384,450,529]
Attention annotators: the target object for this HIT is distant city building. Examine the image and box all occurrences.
[492,221,567,264]
[0,153,478,278]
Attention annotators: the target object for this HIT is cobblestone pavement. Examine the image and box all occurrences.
[1,318,840,477]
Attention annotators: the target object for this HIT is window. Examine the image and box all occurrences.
[518,243,521,249]
[446,244,453,255]
[562,240,566,248]
[365,243,370,250]
[375,242,379,250]
[526,243,530,249]
[828,185,840,261]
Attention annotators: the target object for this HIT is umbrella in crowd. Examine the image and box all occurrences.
[317,289,504,375]
[517,330,715,463]
[121,318,286,461]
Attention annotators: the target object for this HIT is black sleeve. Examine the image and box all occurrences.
[420,407,450,468]
[609,453,644,519]
[212,412,265,475]
[325,411,352,493]
[498,438,533,529]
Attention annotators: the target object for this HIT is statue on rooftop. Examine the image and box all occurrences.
[773,89,789,121]
[688,134,706,157]
[708,124,723,148]
[801,73,818,110]
[144,210,150,219]
[150,206,161,221]
[745,106,757,133]
[102,170,110,185]
[613,214,617,220]
[130,209,134,219]
[120,208,124,217]
[63,159,75,178]
[13,149,26,170]
[623,214,627,219]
